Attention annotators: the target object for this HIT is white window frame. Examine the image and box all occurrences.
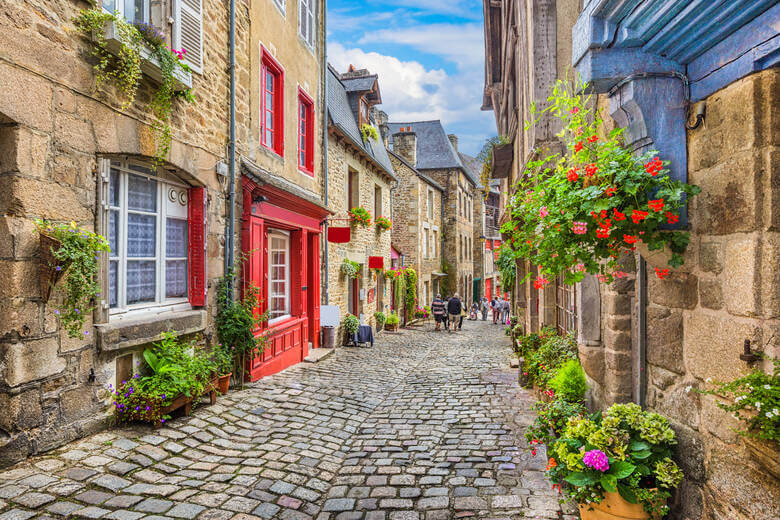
[268,229,291,324]
[108,160,190,318]
[298,0,316,49]
[101,0,150,24]
[273,0,286,15]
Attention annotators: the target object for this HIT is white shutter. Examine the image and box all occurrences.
[307,0,316,47]
[299,0,315,48]
[174,0,203,73]
[96,158,112,324]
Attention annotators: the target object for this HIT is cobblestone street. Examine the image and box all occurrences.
[0,320,573,520]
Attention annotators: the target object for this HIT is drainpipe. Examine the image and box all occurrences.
[637,256,648,407]
[322,0,329,304]
[225,0,236,295]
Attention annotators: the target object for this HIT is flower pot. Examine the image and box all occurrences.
[578,491,661,520]
[217,373,232,395]
[117,393,193,429]
[39,234,69,302]
[384,323,399,332]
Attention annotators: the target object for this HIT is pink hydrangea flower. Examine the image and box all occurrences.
[583,449,610,472]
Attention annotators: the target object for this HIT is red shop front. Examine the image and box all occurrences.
[241,176,328,381]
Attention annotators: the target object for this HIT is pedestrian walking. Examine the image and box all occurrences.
[491,298,499,324]
[480,297,489,321]
[431,294,446,331]
[447,293,462,332]
[501,297,511,324]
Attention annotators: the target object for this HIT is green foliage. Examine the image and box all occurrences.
[373,311,386,328]
[405,268,418,316]
[526,398,587,447]
[349,206,372,227]
[548,403,683,516]
[439,258,453,296]
[343,313,359,335]
[35,219,110,338]
[74,5,194,164]
[375,216,393,231]
[215,259,269,386]
[523,330,578,389]
[549,359,588,403]
[211,342,233,376]
[477,135,509,199]
[503,76,701,285]
[495,245,517,292]
[361,123,379,142]
[385,311,400,326]
[341,259,361,279]
[698,357,780,443]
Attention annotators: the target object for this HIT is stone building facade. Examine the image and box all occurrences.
[386,149,444,307]
[482,0,780,518]
[0,0,240,465]
[326,66,395,332]
[475,184,502,301]
[387,123,479,302]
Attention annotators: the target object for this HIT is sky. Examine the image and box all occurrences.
[327,0,496,156]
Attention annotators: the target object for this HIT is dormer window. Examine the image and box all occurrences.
[360,98,369,126]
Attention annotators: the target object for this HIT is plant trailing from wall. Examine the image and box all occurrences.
[375,216,393,232]
[404,268,418,317]
[74,5,194,164]
[215,257,270,387]
[340,259,361,279]
[697,357,779,444]
[35,220,110,338]
[439,258,453,297]
[361,123,379,142]
[477,135,509,199]
[343,313,359,336]
[349,206,372,228]
[502,77,701,286]
[495,245,517,293]
[384,267,404,279]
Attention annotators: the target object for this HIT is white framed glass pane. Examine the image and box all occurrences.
[109,169,120,206]
[128,174,157,212]
[127,260,156,304]
[166,260,187,298]
[166,218,187,258]
[103,0,116,12]
[109,210,119,254]
[127,213,156,257]
[109,260,118,308]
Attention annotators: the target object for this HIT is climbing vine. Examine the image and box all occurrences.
[404,268,418,317]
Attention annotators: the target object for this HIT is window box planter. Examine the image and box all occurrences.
[579,491,662,520]
[97,20,192,91]
[118,393,193,429]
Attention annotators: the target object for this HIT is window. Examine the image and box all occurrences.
[261,48,284,155]
[268,230,291,323]
[107,160,189,313]
[103,0,149,24]
[432,230,437,258]
[423,230,428,258]
[427,189,434,219]
[347,169,359,209]
[173,0,203,73]
[272,0,286,14]
[374,185,382,218]
[556,274,577,335]
[359,98,369,126]
[298,88,314,174]
[298,0,316,48]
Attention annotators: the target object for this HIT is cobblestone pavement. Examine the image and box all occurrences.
[0,320,575,520]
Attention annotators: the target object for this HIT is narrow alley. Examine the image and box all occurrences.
[0,322,573,520]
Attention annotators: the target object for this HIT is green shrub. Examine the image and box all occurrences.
[525,397,587,447]
[386,311,400,326]
[524,331,578,389]
[343,314,359,335]
[549,359,588,402]
[374,311,386,328]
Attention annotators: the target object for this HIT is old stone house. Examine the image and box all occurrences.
[387,123,479,303]
[386,145,445,307]
[483,0,780,518]
[326,66,396,331]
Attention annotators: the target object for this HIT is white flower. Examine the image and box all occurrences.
[705,378,712,383]
[735,396,745,402]
[763,385,771,390]
[766,412,774,418]
[755,402,762,410]
[773,408,779,416]
[685,385,692,393]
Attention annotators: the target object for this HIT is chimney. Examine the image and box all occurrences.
[448,134,459,152]
[371,108,389,147]
[393,130,417,167]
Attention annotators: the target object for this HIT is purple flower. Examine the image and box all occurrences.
[83,331,89,336]
[582,449,610,473]
[161,394,166,399]
[161,418,166,423]
[145,406,150,411]
[135,406,140,411]
[54,310,60,315]
[74,309,80,314]
[55,266,62,272]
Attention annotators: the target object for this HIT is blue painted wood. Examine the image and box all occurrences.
[575,48,683,93]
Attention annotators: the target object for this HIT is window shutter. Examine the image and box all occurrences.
[188,187,207,306]
[95,158,111,324]
[174,0,203,73]
[308,0,316,47]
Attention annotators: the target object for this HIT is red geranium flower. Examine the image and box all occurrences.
[623,234,638,245]
[587,135,599,143]
[567,168,579,182]
[645,156,663,176]
[596,228,610,239]
[604,186,617,197]
[631,210,649,224]
[666,211,679,224]
[655,268,670,280]
[585,163,598,177]
[613,208,626,221]
[648,199,665,212]
[574,141,584,152]
[570,107,579,115]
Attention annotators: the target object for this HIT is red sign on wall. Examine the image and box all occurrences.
[368,256,384,269]
[327,227,351,243]
[367,288,375,304]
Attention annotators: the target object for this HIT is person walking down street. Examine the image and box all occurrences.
[491,298,499,324]
[501,297,511,325]
[447,293,463,332]
[431,294,446,332]
[480,297,489,321]
[459,305,467,330]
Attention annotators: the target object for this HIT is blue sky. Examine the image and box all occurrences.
[327,0,495,156]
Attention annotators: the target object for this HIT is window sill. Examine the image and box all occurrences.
[97,20,192,91]
[258,143,285,163]
[298,167,315,178]
[95,309,206,353]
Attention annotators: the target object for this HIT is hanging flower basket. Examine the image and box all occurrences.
[39,234,69,302]
[349,207,372,228]
[375,216,392,232]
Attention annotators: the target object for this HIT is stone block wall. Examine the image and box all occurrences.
[0,0,242,466]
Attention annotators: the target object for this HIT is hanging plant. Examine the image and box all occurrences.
[477,135,509,199]
[404,268,418,317]
[349,206,372,228]
[74,5,195,164]
[35,220,110,339]
[361,123,379,142]
[375,216,392,232]
[495,245,517,291]
[384,267,404,280]
[340,259,361,279]
[502,77,701,286]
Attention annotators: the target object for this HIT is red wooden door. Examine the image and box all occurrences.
[485,278,492,299]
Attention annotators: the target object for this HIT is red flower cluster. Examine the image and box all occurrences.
[623,234,638,245]
[533,277,550,289]
[613,208,626,221]
[570,107,579,114]
[655,268,670,280]
[648,199,665,212]
[587,135,599,143]
[631,209,648,224]
[567,168,579,182]
[574,141,584,152]
[645,156,663,176]
[585,163,598,177]
[604,186,617,197]
[665,211,679,224]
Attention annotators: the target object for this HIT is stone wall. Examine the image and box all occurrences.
[0,0,240,466]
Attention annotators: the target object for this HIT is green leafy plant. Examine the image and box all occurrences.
[385,311,400,326]
[549,359,588,403]
[349,206,372,227]
[343,313,360,336]
[548,403,683,516]
[74,5,194,163]
[375,216,393,231]
[215,259,270,387]
[361,123,379,142]
[698,357,779,443]
[35,220,110,338]
[502,77,700,287]
[524,330,578,390]
[404,268,418,317]
[495,245,517,294]
[340,259,361,279]
[477,135,509,199]
[413,306,430,319]
[211,342,234,376]
[374,311,386,329]
[526,398,588,447]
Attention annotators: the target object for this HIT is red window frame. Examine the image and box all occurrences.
[260,47,284,156]
[298,87,315,175]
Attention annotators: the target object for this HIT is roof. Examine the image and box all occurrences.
[386,121,477,186]
[341,75,377,93]
[327,65,396,181]
[240,158,331,214]
[386,148,444,192]
[458,152,482,188]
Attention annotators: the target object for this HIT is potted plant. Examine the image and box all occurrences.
[361,123,379,142]
[340,259,361,279]
[343,313,359,345]
[35,220,110,339]
[375,216,392,232]
[385,311,400,332]
[374,311,386,332]
[212,343,233,395]
[349,206,372,228]
[547,403,684,519]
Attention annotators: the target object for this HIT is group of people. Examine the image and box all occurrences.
[430,294,512,332]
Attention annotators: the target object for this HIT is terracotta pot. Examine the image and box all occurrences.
[384,323,399,332]
[39,234,69,301]
[217,373,232,395]
[579,491,661,520]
